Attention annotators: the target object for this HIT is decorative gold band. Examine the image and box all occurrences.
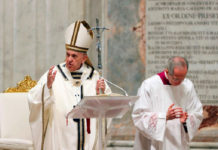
[65,44,88,53]
[71,21,80,46]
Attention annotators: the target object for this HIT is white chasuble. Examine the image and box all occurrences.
[28,63,111,150]
[132,72,203,150]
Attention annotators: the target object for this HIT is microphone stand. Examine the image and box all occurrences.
[91,18,129,150]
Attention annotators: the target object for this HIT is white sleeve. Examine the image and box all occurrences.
[132,81,167,142]
[28,71,54,111]
[27,71,55,150]
[186,84,203,140]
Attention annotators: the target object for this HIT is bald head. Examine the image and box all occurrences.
[167,56,189,75]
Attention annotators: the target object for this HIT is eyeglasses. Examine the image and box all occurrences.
[169,74,185,82]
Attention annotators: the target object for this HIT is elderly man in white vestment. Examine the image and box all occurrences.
[132,56,203,150]
[28,20,111,150]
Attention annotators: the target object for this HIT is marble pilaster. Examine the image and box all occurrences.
[0,0,3,91]
[106,0,144,96]
[13,0,36,82]
[35,0,47,78]
[67,0,85,24]
[45,0,67,67]
[1,0,14,91]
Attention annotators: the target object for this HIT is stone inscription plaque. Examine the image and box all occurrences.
[146,0,218,104]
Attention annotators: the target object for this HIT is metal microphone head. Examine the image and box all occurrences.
[102,77,128,96]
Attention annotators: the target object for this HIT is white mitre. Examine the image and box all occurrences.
[65,20,94,66]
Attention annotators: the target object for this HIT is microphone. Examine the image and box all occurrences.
[101,77,128,96]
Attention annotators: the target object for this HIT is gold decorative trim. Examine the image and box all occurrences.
[4,76,37,93]
[71,21,81,46]
[65,44,88,53]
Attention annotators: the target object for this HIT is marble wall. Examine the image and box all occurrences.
[106,0,145,96]
[0,0,143,95]
[106,0,218,144]
[0,0,99,92]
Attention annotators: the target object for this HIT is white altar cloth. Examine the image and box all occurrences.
[0,93,33,150]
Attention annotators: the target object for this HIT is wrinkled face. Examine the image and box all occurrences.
[166,67,187,86]
[65,50,87,72]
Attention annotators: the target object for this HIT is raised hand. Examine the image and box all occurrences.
[47,66,57,89]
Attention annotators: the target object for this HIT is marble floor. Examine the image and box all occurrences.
[106,147,218,150]
[106,141,218,150]
[107,148,218,150]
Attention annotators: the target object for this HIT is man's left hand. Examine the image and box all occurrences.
[180,112,188,123]
[96,79,105,95]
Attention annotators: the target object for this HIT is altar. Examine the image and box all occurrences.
[0,93,33,150]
